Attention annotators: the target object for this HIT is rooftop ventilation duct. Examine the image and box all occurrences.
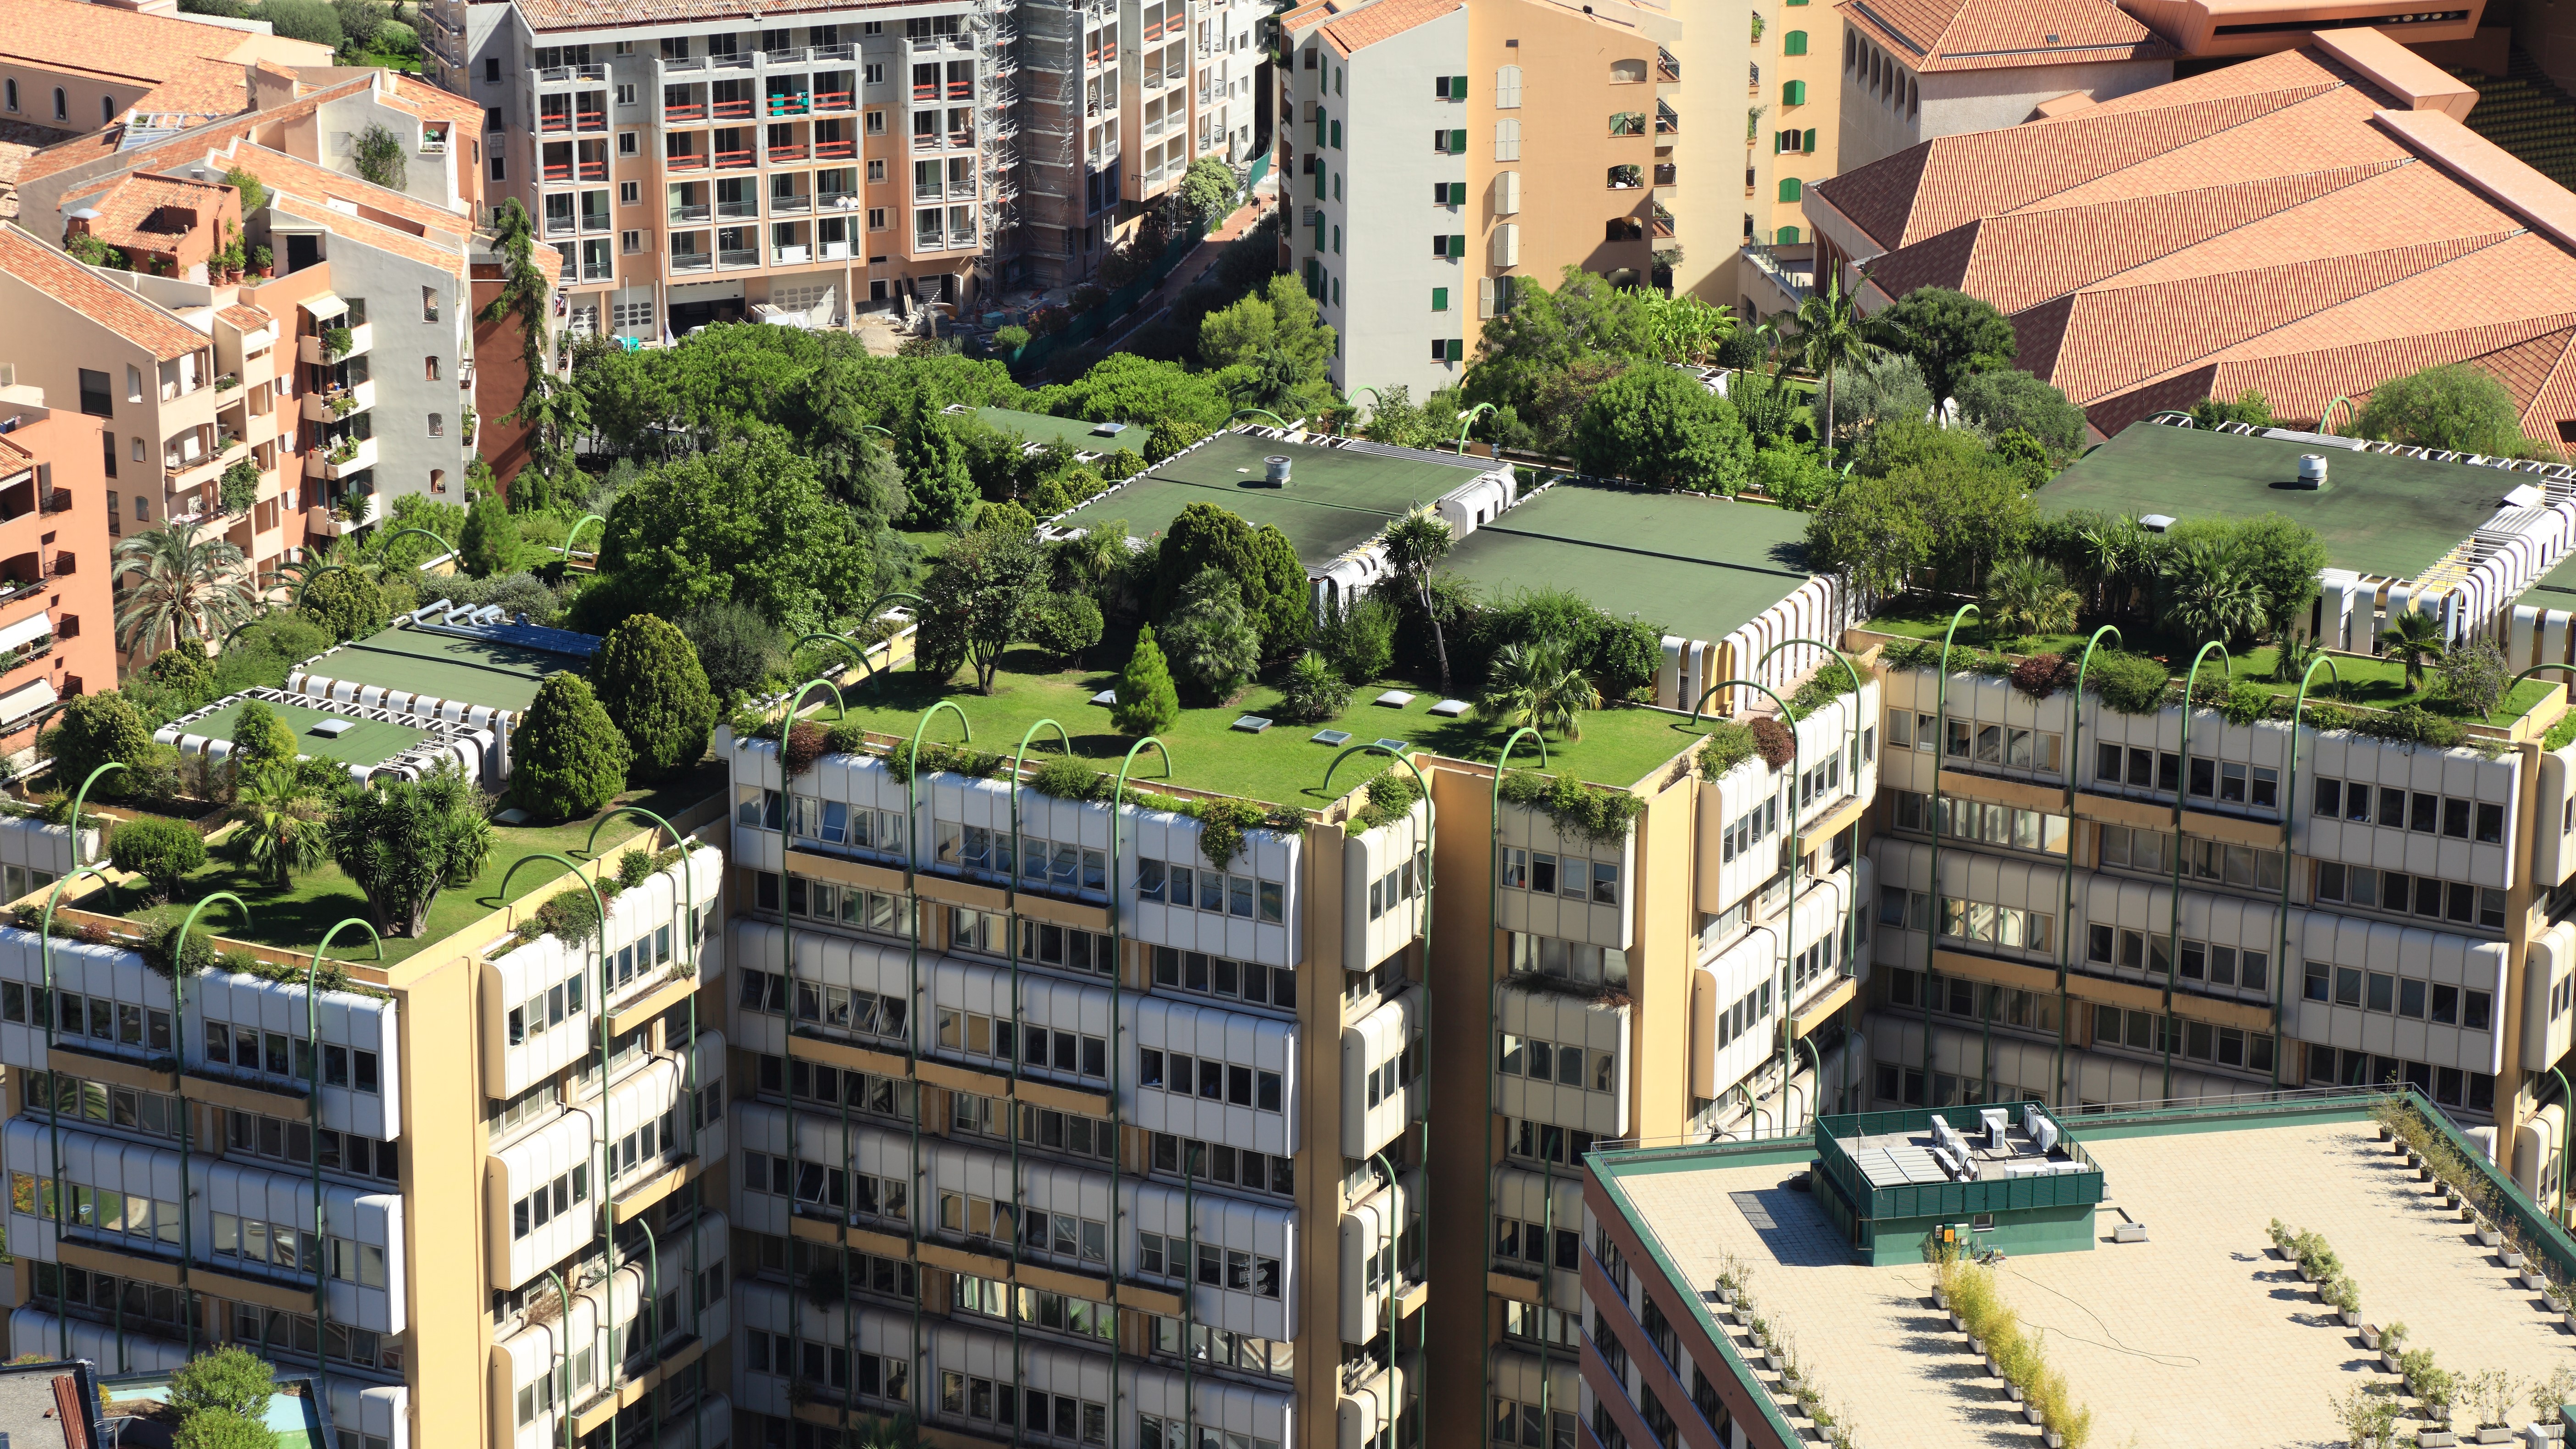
[1266,455,1292,487]
[2295,454,2329,490]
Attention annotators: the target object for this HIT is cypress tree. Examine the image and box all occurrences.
[508,674,632,820]
[1113,625,1180,738]
[592,614,716,779]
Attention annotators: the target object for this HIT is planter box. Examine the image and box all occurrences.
[1984,1355,2000,1378]
[2476,1428,2515,1444]
[2417,1432,2458,1447]
[2383,1351,2403,1373]
[2024,1407,2046,1427]
[1949,1313,1965,1333]
[2006,1385,2025,1404]
[2480,1227,2504,1247]
[2505,1251,2527,1269]
[1968,1338,1985,1359]
[2526,1271,2550,1291]
[2361,1326,2383,1349]
[2562,1310,2576,1331]
[2342,1308,2361,1327]
[1765,1351,1784,1371]
[2421,1165,2436,1181]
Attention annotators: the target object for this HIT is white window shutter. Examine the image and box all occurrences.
[1495,117,1521,161]
[1477,276,1495,318]
[1496,169,1520,216]
[1492,223,1519,267]
[1496,65,1522,108]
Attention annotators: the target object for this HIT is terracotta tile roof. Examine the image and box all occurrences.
[219,143,471,240]
[272,194,467,278]
[0,0,261,85]
[1826,36,2576,448]
[1839,0,2169,72]
[216,302,272,331]
[131,56,252,123]
[0,223,204,360]
[80,172,233,253]
[375,73,483,128]
[1320,0,1462,55]
[16,72,380,187]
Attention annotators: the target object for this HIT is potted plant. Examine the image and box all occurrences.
[2472,1367,2524,1444]
[2476,1215,2502,1249]
[2531,1366,2576,1441]
[2379,1321,2407,1374]
[2502,1227,2528,1272]
[2527,1261,2554,1294]
[2269,1218,2298,1260]
[2332,1276,2362,1328]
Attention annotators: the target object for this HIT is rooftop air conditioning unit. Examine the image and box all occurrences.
[2294,454,2328,490]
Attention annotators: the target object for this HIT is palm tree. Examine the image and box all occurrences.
[112,521,256,657]
[1791,273,1880,463]
[1981,556,2081,647]
[2076,515,2146,620]
[2271,630,2326,687]
[1478,640,1601,740]
[2159,537,2268,648]
[230,764,330,888]
[1380,505,1456,692]
[2380,610,2446,691]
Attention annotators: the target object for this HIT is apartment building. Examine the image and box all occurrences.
[11,67,555,542]
[0,383,120,757]
[1277,0,1677,401]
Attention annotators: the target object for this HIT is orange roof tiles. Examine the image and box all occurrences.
[1814,35,2576,445]
[131,56,252,122]
[79,172,233,253]
[217,142,472,240]
[1838,0,2169,73]
[216,303,272,331]
[0,224,205,361]
[1319,0,1462,55]
[15,72,381,188]
[0,0,259,85]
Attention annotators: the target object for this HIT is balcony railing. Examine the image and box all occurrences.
[1656,101,1680,135]
[814,137,855,159]
[664,101,708,122]
[666,152,707,170]
[718,248,759,267]
[768,142,810,162]
[420,133,450,155]
[813,88,855,113]
[714,149,754,169]
[1651,205,1675,238]
[670,203,711,223]
[717,199,759,218]
[772,194,811,213]
[712,98,755,120]
[773,245,811,265]
[767,94,811,117]
[670,251,714,272]
[1656,46,1680,80]
[538,63,610,84]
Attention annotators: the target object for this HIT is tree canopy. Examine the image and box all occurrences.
[1570,365,1752,493]
[592,614,716,779]
[1199,275,1338,421]
[1868,286,2017,406]
[327,764,492,937]
[2355,362,2542,458]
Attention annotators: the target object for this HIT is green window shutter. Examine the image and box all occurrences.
[1777,224,1802,244]
[1450,233,1466,258]
[1779,177,1801,202]
[1332,120,1342,148]
[1448,338,1465,363]
[1334,224,1342,254]
[1783,79,1806,105]
[1314,168,1326,199]
[1454,181,1469,205]
[1314,111,1326,145]
[1783,29,1807,55]
[1454,73,1467,99]
[1450,128,1467,153]
[1805,128,1818,152]
[1432,287,1449,311]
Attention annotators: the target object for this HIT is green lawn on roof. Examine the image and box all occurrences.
[90,763,727,962]
[829,649,1715,806]
[175,698,427,767]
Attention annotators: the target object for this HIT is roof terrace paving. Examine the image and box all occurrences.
[2037,424,2526,581]
[1443,483,1813,636]
[1600,1111,2571,1448]
[1054,432,1496,566]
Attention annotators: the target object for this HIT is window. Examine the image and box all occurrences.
[78,370,111,418]
[1495,118,1521,161]
[618,131,639,156]
[621,180,640,206]
[427,413,444,437]
[1783,28,1809,53]
[484,59,500,84]
[1783,79,1806,104]
[53,88,67,122]
[616,82,638,105]
[622,229,644,253]
[4,80,14,111]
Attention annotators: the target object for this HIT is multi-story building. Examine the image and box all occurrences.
[0,378,121,757]
[10,67,556,549]
[1277,0,1679,400]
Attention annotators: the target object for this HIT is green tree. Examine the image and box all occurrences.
[1175,157,1238,232]
[44,692,153,794]
[1317,594,1395,683]
[222,165,270,216]
[2437,636,2509,718]
[1152,501,1263,621]
[2356,363,2537,457]
[917,527,1049,694]
[1981,555,2080,646]
[297,566,387,643]
[1954,368,2087,460]
[1358,384,1439,450]
[896,391,977,530]
[1478,639,1600,740]
[327,762,492,937]
[1249,523,1312,659]
[212,615,333,695]
[2230,513,2330,638]
[334,0,383,50]
[228,698,299,777]
[147,640,218,709]
[1802,471,1934,598]
[172,1409,278,1449]
[593,431,890,629]
[2159,536,2267,647]
[1642,292,1737,366]
[113,522,258,655]
[1791,273,1881,460]
[592,614,716,779]
[110,816,206,902]
[1463,267,1659,453]
[350,122,405,189]
[2380,610,2446,691]
[2190,389,2275,431]
[1200,276,1338,419]
[1828,353,1934,447]
[509,674,631,820]
[1382,507,1457,691]
[1034,354,1235,446]
[1749,444,1838,510]
[1112,624,1180,736]
[1867,285,2016,407]
[228,765,330,889]
[258,0,343,47]
[172,1349,277,1426]
[478,199,588,495]
[458,493,522,578]
[1570,365,1752,494]
[681,600,784,703]
[1029,592,1105,668]
[1161,567,1261,702]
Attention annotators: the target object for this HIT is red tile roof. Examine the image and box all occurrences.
[0,223,205,360]
[1814,35,2576,448]
[1319,0,1462,56]
[1838,0,2169,73]
[0,0,263,85]
[17,72,380,187]
[79,172,234,254]
[216,303,272,331]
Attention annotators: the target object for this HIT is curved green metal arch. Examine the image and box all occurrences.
[2514,661,2576,699]
[559,513,607,559]
[1229,407,1293,431]
[1455,401,1497,455]
[1755,635,1866,1124]
[2273,652,2340,1094]
[2319,395,2357,436]
[169,889,254,1368]
[850,590,932,683]
[66,761,127,871]
[37,863,121,1357]
[304,915,383,1410]
[583,803,696,974]
[2054,625,2122,1107]
[496,847,610,1374]
[1690,680,1802,1121]
[374,527,451,566]
[782,677,849,733]
[1105,733,1171,1449]
[1924,604,1982,1100]
[794,631,874,684]
[1478,725,1549,1432]
[2165,639,2233,1100]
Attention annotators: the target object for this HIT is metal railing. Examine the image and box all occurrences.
[1742,241,1811,300]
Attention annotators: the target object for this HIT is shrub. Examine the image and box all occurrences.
[2010,652,2073,700]
[458,493,522,577]
[1030,755,1111,802]
[1318,594,1396,683]
[1161,568,1260,702]
[529,887,602,947]
[2088,651,2172,715]
[109,817,205,901]
[591,614,716,780]
[1749,715,1794,768]
[297,566,387,643]
[2548,712,2576,753]
[2436,636,2509,720]
[1497,769,1645,843]
[1354,769,1423,830]
[1028,592,1105,669]
[147,642,218,709]
[44,692,154,794]
[616,847,655,890]
[2356,703,2466,750]
[1277,650,1351,723]
[228,699,299,777]
[508,675,632,820]
[1113,625,1181,737]
[681,600,786,703]
[2218,680,2270,726]
[1697,722,1759,780]
[783,720,830,777]
[170,1346,276,1425]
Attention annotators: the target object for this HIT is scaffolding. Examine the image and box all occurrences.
[1012,0,1105,285]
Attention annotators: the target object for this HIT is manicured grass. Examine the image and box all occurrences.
[829,649,1715,808]
[89,763,727,963]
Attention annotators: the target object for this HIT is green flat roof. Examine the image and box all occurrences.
[1055,432,1495,565]
[301,624,582,712]
[179,698,428,766]
[2520,549,2576,612]
[2038,424,2514,579]
[974,407,1131,453]
[1444,482,1814,637]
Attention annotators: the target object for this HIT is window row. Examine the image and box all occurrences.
[2088,1005,2277,1074]
[223,1106,400,1183]
[937,1007,1108,1079]
[1149,1130,1294,1199]
[506,960,587,1045]
[738,966,912,1042]
[2314,862,2507,930]
[1881,968,2064,1034]
[2099,825,2286,891]
[1148,1321,1294,1380]
[203,1020,383,1094]
[212,1210,388,1289]
[1718,790,1781,866]
[22,1069,179,1140]
[1493,1213,1578,1271]
[949,1093,1118,1164]
[1133,1229,1283,1297]
[948,1380,1099,1448]
[1491,1397,1577,1449]
[2313,777,2504,843]
[2094,742,2279,810]
[1138,857,1287,922]
[953,1272,1116,1342]
[610,1108,677,1184]
[2304,1044,2495,1111]
[1889,711,2062,775]
[5,984,170,1053]
[742,1149,912,1226]
[1373,849,1432,918]
[1138,1047,1285,1110]
[511,1162,591,1239]
[1498,1033,1614,1091]
[935,1186,1019,1244]
[1504,932,1629,988]
[741,787,904,859]
[1501,1299,1580,1349]
[1024,1205,1107,1265]
[1711,976,1774,1051]
[1362,1033,1421,1111]
[1502,1117,1600,1167]
[1151,945,1296,1009]
[1499,847,1621,907]
[748,1052,918,1122]
[233,1302,400,1372]
[30,1261,194,1346]
[2083,927,2271,992]
[740,1329,910,1405]
[2301,962,2493,1028]
[773,874,914,938]
[1888,791,2070,855]
[940,823,1104,892]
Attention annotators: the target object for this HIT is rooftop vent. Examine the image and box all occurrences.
[2294,454,2329,490]
[2139,514,2176,533]
[1266,455,1292,486]
[1089,421,1129,438]
[2504,483,2546,510]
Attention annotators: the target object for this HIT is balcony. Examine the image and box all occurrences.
[767,139,810,163]
[663,97,708,124]
[1657,46,1680,81]
[813,135,855,160]
[772,244,811,266]
[420,128,451,155]
[303,378,376,422]
[771,192,811,214]
[716,197,759,219]
[812,82,855,114]
[713,148,755,170]
[711,92,755,121]
[312,435,378,481]
[299,322,372,364]
[669,202,711,223]
[1656,100,1680,136]
[538,63,610,85]
[765,91,812,118]
[1654,162,1677,188]
[670,250,714,272]
[718,248,759,269]
[665,150,707,171]
[1651,204,1676,239]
